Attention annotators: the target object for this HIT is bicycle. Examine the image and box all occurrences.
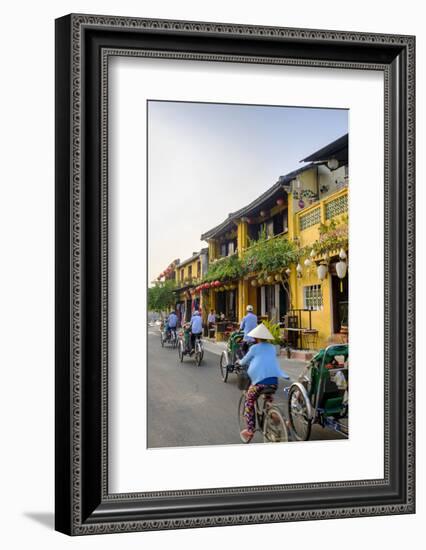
[237,381,288,443]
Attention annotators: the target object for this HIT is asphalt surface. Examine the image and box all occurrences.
[147,329,347,448]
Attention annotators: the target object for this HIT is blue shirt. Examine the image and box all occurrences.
[240,312,258,342]
[240,342,290,385]
[168,313,177,328]
[190,315,203,334]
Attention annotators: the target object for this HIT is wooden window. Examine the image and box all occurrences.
[303,285,323,311]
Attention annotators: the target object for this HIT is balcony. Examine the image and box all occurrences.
[296,187,348,234]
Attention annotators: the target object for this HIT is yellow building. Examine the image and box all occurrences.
[200,134,349,349]
[162,249,209,324]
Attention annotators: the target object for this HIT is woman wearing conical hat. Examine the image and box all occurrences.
[238,322,290,443]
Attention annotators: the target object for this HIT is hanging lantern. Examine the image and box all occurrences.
[317,263,328,281]
[339,248,347,260]
[251,279,258,287]
[327,158,339,170]
[260,210,267,217]
[246,217,253,224]
[219,286,225,292]
[258,278,264,285]
[285,267,291,276]
[298,199,305,209]
[214,280,221,287]
[266,275,274,283]
[275,274,282,282]
[276,198,284,206]
[336,260,347,292]
[304,258,311,268]
[241,216,249,223]
[296,263,303,278]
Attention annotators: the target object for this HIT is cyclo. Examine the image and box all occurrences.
[177,323,204,366]
[160,320,177,349]
[219,329,247,382]
[286,344,349,441]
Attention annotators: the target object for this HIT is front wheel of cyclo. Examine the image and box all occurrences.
[195,342,203,366]
[288,385,312,441]
[178,341,184,363]
[263,405,288,443]
[219,351,228,382]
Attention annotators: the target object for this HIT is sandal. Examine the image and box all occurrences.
[240,429,254,443]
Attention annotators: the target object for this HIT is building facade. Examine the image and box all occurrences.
[201,134,349,348]
[156,134,349,349]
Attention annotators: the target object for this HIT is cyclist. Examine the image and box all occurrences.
[167,309,178,340]
[189,309,203,353]
[238,323,290,443]
[240,305,258,354]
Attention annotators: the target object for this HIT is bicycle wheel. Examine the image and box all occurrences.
[219,351,228,382]
[160,333,165,348]
[288,385,312,441]
[178,341,184,363]
[263,406,288,443]
[237,393,251,442]
[195,342,203,366]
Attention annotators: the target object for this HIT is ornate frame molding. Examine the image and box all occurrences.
[55,14,415,535]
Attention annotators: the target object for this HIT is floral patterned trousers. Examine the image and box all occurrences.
[244,384,277,433]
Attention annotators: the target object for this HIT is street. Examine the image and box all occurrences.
[147,329,347,448]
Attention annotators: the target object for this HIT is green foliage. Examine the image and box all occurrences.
[262,320,282,345]
[241,231,299,277]
[203,254,244,282]
[312,215,348,257]
[147,280,177,314]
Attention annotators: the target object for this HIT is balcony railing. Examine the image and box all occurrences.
[297,188,348,233]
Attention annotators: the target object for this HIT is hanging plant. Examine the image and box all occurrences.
[241,230,299,278]
[312,215,348,257]
[202,254,244,283]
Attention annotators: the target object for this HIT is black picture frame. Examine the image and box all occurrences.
[55,14,415,535]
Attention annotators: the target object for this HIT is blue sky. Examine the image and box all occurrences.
[148,101,348,283]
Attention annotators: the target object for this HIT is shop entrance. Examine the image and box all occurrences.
[257,283,289,322]
[331,274,349,333]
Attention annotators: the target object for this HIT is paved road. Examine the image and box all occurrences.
[147,329,347,448]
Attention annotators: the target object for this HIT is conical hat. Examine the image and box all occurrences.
[247,323,274,340]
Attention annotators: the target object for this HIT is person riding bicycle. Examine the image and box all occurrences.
[239,304,258,354]
[238,323,290,443]
[189,309,203,353]
[167,310,178,340]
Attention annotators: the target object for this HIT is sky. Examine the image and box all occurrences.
[148,101,348,283]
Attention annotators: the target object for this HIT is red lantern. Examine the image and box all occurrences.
[204,282,210,289]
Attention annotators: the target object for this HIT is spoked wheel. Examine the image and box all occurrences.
[237,393,248,442]
[220,351,229,382]
[288,385,312,441]
[195,342,203,366]
[178,341,184,363]
[263,406,288,443]
[160,333,165,348]
[170,332,177,349]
